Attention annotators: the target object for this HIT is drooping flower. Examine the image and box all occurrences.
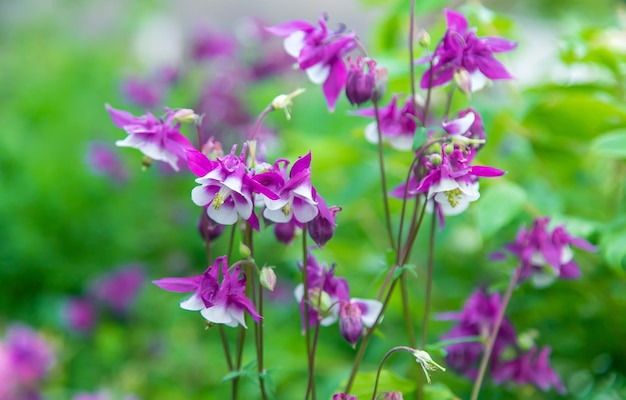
[345,57,386,106]
[413,349,447,384]
[354,95,422,151]
[307,191,341,248]
[258,152,319,224]
[105,104,195,172]
[419,9,517,91]
[338,298,382,347]
[153,256,261,328]
[267,14,357,111]
[497,217,597,286]
[492,346,567,394]
[187,144,279,230]
[392,145,504,219]
[437,289,517,380]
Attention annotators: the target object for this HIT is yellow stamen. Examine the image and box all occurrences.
[445,188,463,208]
[281,202,292,216]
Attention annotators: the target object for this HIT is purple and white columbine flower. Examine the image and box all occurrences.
[187,144,279,230]
[419,9,517,91]
[496,217,597,286]
[153,256,261,328]
[354,95,422,151]
[392,145,504,219]
[105,104,194,172]
[267,14,357,111]
[258,152,318,224]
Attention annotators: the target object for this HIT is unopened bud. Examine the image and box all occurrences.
[173,108,200,124]
[239,242,251,258]
[454,68,472,97]
[274,221,296,245]
[201,137,224,159]
[271,88,306,120]
[308,194,341,248]
[345,57,376,106]
[141,155,153,170]
[260,266,277,291]
[339,302,363,348]
[417,29,431,47]
[307,288,332,315]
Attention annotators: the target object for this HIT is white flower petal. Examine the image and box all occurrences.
[434,191,471,216]
[294,284,304,302]
[305,63,330,85]
[429,178,459,196]
[191,186,213,206]
[470,72,488,92]
[201,305,235,326]
[364,122,379,145]
[180,293,205,311]
[351,298,383,328]
[389,134,414,151]
[263,206,292,223]
[207,201,239,225]
[284,31,306,58]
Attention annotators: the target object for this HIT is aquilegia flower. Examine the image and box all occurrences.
[419,9,517,91]
[105,104,194,172]
[153,256,261,328]
[89,265,145,315]
[187,144,279,230]
[392,145,504,218]
[267,14,357,111]
[492,346,567,394]
[497,217,597,285]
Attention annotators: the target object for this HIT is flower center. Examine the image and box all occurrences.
[213,186,232,210]
[281,202,292,216]
[444,188,463,208]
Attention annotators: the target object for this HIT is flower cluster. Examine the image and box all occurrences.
[438,289,566,394]
[0,324,55,399]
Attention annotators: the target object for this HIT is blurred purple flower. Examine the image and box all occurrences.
[492,346,567,394]
[105,104,195,172]
[121,77,163,108]
[192,26,237,61]
[89,265,145,314]
[332,393,357,400]
[85,141,128,183]
[307,191,341,248]
[419,9,517,90]
[153,255,261,328]
[497,217,597,286]
[267,14,357,111]
[63,297,97,333]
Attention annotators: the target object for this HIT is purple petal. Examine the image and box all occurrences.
[105,104,139,128]
[323,58,348,112]
[186,149,217,177]
[265,20,315,37]
[443,112,476,135]
[444,9,469,33]
[475,55,514,80]
[482,36,517,53]
[290,152,312,178]
[569,237,597,252]
[152,276,202,292]
[559,260,581,279]
[470,165,505,177]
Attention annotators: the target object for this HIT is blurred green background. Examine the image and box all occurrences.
[1,0,626,398]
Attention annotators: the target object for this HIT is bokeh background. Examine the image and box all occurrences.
[1,0,626,398]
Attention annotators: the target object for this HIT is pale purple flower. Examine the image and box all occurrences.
[354,95,422,150]
[267,14,357,111]
[187,145,279,230]
[63,297,97,333]
[259,152,319,224]
[153,256,261,328]
[419,9,517,90]
[105,104,194,172]
[392,145,504,218]
[332,393,357,400]
[89,265,145,314]
[437,289,517,380]
[492,346,567,394]
[85,141,128,183]
[338,298,382,347]
[121,77,163,108]
[191,26,237,61]
[498,217,597,285]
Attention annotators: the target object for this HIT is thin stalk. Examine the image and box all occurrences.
[249,105,274,141]
[400,274,417,348]
[422,49,435,126]
[232,325,246,400]
[442,83,456,120]
[371,346,416,400]
[408,0,417,102]
[469,269,520,400]
[201,212,212,265]
[373,97,396,250]
[219,326,234,371]
[301,226,315,400]
[227,224,237,261]
[305,320,322,400]
[418,213,437,400]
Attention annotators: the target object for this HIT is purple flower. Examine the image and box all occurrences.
[105,104,195,172]
[307,191,341,248]
[437,289,517,380]
[338,299,382,347]
[63,297,97,333]
[354,95,422,150]
[121,77,163,108]
[153,256,261,328]
[419,9,516,90]
[332,394,357,400]
[442,108,487,150]
[187,145,279,230]
[259,152,319,224]
[492,346,567,394]
[85,141,128,183]
[89,265,145,314]
[345,57,378,106]
[267,15,357,111]
[0,324,55,399]
[392,145,504,218]
[499,218,597,285]
[191,26,237,61]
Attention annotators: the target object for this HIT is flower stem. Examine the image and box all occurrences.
[232,325,246,400]
[301,226,316,400]
[408,0,417,103]
[250,105,274,141]
[219,325,234,371]
[373,97,396,251]
[418,213,437,400]
[469,269,520,400]
[371,346,416,400]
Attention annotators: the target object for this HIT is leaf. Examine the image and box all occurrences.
[600,229,626,275]
[474,181,527,238]
[591,130,626,159]
[424,383,459,400]
[343,369,417,399]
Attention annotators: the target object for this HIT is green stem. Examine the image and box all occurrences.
[418,213,437,400]
[469,269,520,400]
[371,346,416,400]
[400,274,417,349]
[408,0,417,104]
[301,226,315,400]
[219,326,234,371]
[373,97,396,251]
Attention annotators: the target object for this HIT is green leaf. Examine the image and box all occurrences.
[591,130,626,159]
[600,229,626,275]
[424,383,458,400]
[344,369,417,399]
[475,181,527,238]
[412,126,429,150]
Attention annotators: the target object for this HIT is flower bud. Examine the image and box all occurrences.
[372,66,388,102]
[274,221,296,245]
[345,57,377,106]
[308,193,341,248]
[173,108,200,124]
[454,67,472,97]
[198,209,225,241]
[417,29,431,47]
[201,137,224,159]
[259,266,277,291]
[339,302,363,348]
[307,288,333,315]
[239,242,251,258]
[271,88,306,120]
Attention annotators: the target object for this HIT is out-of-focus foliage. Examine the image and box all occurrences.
[1,0,625,399]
